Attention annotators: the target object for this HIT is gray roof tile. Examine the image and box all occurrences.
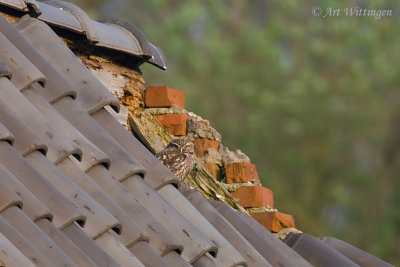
[99,18,153,56]
[181,185,272,266]
[91,108,178,189]
[56,160,153,250]
[191,253,219,267]
[129,241,170,267]
[0,76,81,163]
[0,179,23,212]
[90,20,144,55]
[0,15,77,102]
[0,60,11,78]
[2,206,77,266]
[0,141,85,228]
[36,1,83,33]
[53,97,145,180]
[285,233,360,267]
[26,85,111,170]
[162,251,192,267]
[0,33,45,90]
[0,232,35,267]
[44,0,99,40]
[62,223,120,267]
[43,0,166,69]
[122,176,218,263]
[321,237,395,267]
[235,205,313,266]
[0,1,394,266]
[86,165,184,256]
[15,16,121,113]
[0,214,54,266]
[159,184,247,266]
[210,198,312,267]
[1,0,167,70]
[96,18,167,69]
[0,164,52,222]
[0,98,47,156]
[0,0,33,12]
[94,231,145,267]
[148,42,167,70]
[36,218,97,267]
[0,121,14,145]
[25,151,122,239]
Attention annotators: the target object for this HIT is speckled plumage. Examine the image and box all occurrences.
[156,139,195,182]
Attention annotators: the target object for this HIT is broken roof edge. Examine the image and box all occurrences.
[0,0,167,70]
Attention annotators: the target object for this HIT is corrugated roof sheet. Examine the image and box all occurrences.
[0,1,395,266]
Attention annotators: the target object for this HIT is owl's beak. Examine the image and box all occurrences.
[180,148,183,153]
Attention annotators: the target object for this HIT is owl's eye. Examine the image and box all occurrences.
[169,142,179,148]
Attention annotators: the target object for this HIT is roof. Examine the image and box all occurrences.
[0,0,395,266]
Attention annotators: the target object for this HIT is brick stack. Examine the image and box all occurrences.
[225,162,295,233]
[145,85,295,233]
[145,86,188,136]
[144,85,222,155]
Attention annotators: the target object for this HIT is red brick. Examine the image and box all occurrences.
[193,138,220,157]
[154,114,189,136]
[145,86,185,109]
[230,186,273,208]
[225,162,259,183]
[203,163,222,180]
[250,211,295,233]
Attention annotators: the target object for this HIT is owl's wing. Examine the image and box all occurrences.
[156,149,181,168]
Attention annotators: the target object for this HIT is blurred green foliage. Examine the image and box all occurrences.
[73,0,400,264]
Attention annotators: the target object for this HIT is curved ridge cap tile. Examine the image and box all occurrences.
[24,0,40,16]
[44,0,97,41]
[99,18,152,56]
[91,20,144,56]
[36,1,83,33]
[0,0,27,11]
[148,42,167,70]
[0,61,12,79]
[0,33,46,90]
[0,0,40,15]
[0,97,48,157]
[0,122,14,146]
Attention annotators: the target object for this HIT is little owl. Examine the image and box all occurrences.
[156,138,195,182]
